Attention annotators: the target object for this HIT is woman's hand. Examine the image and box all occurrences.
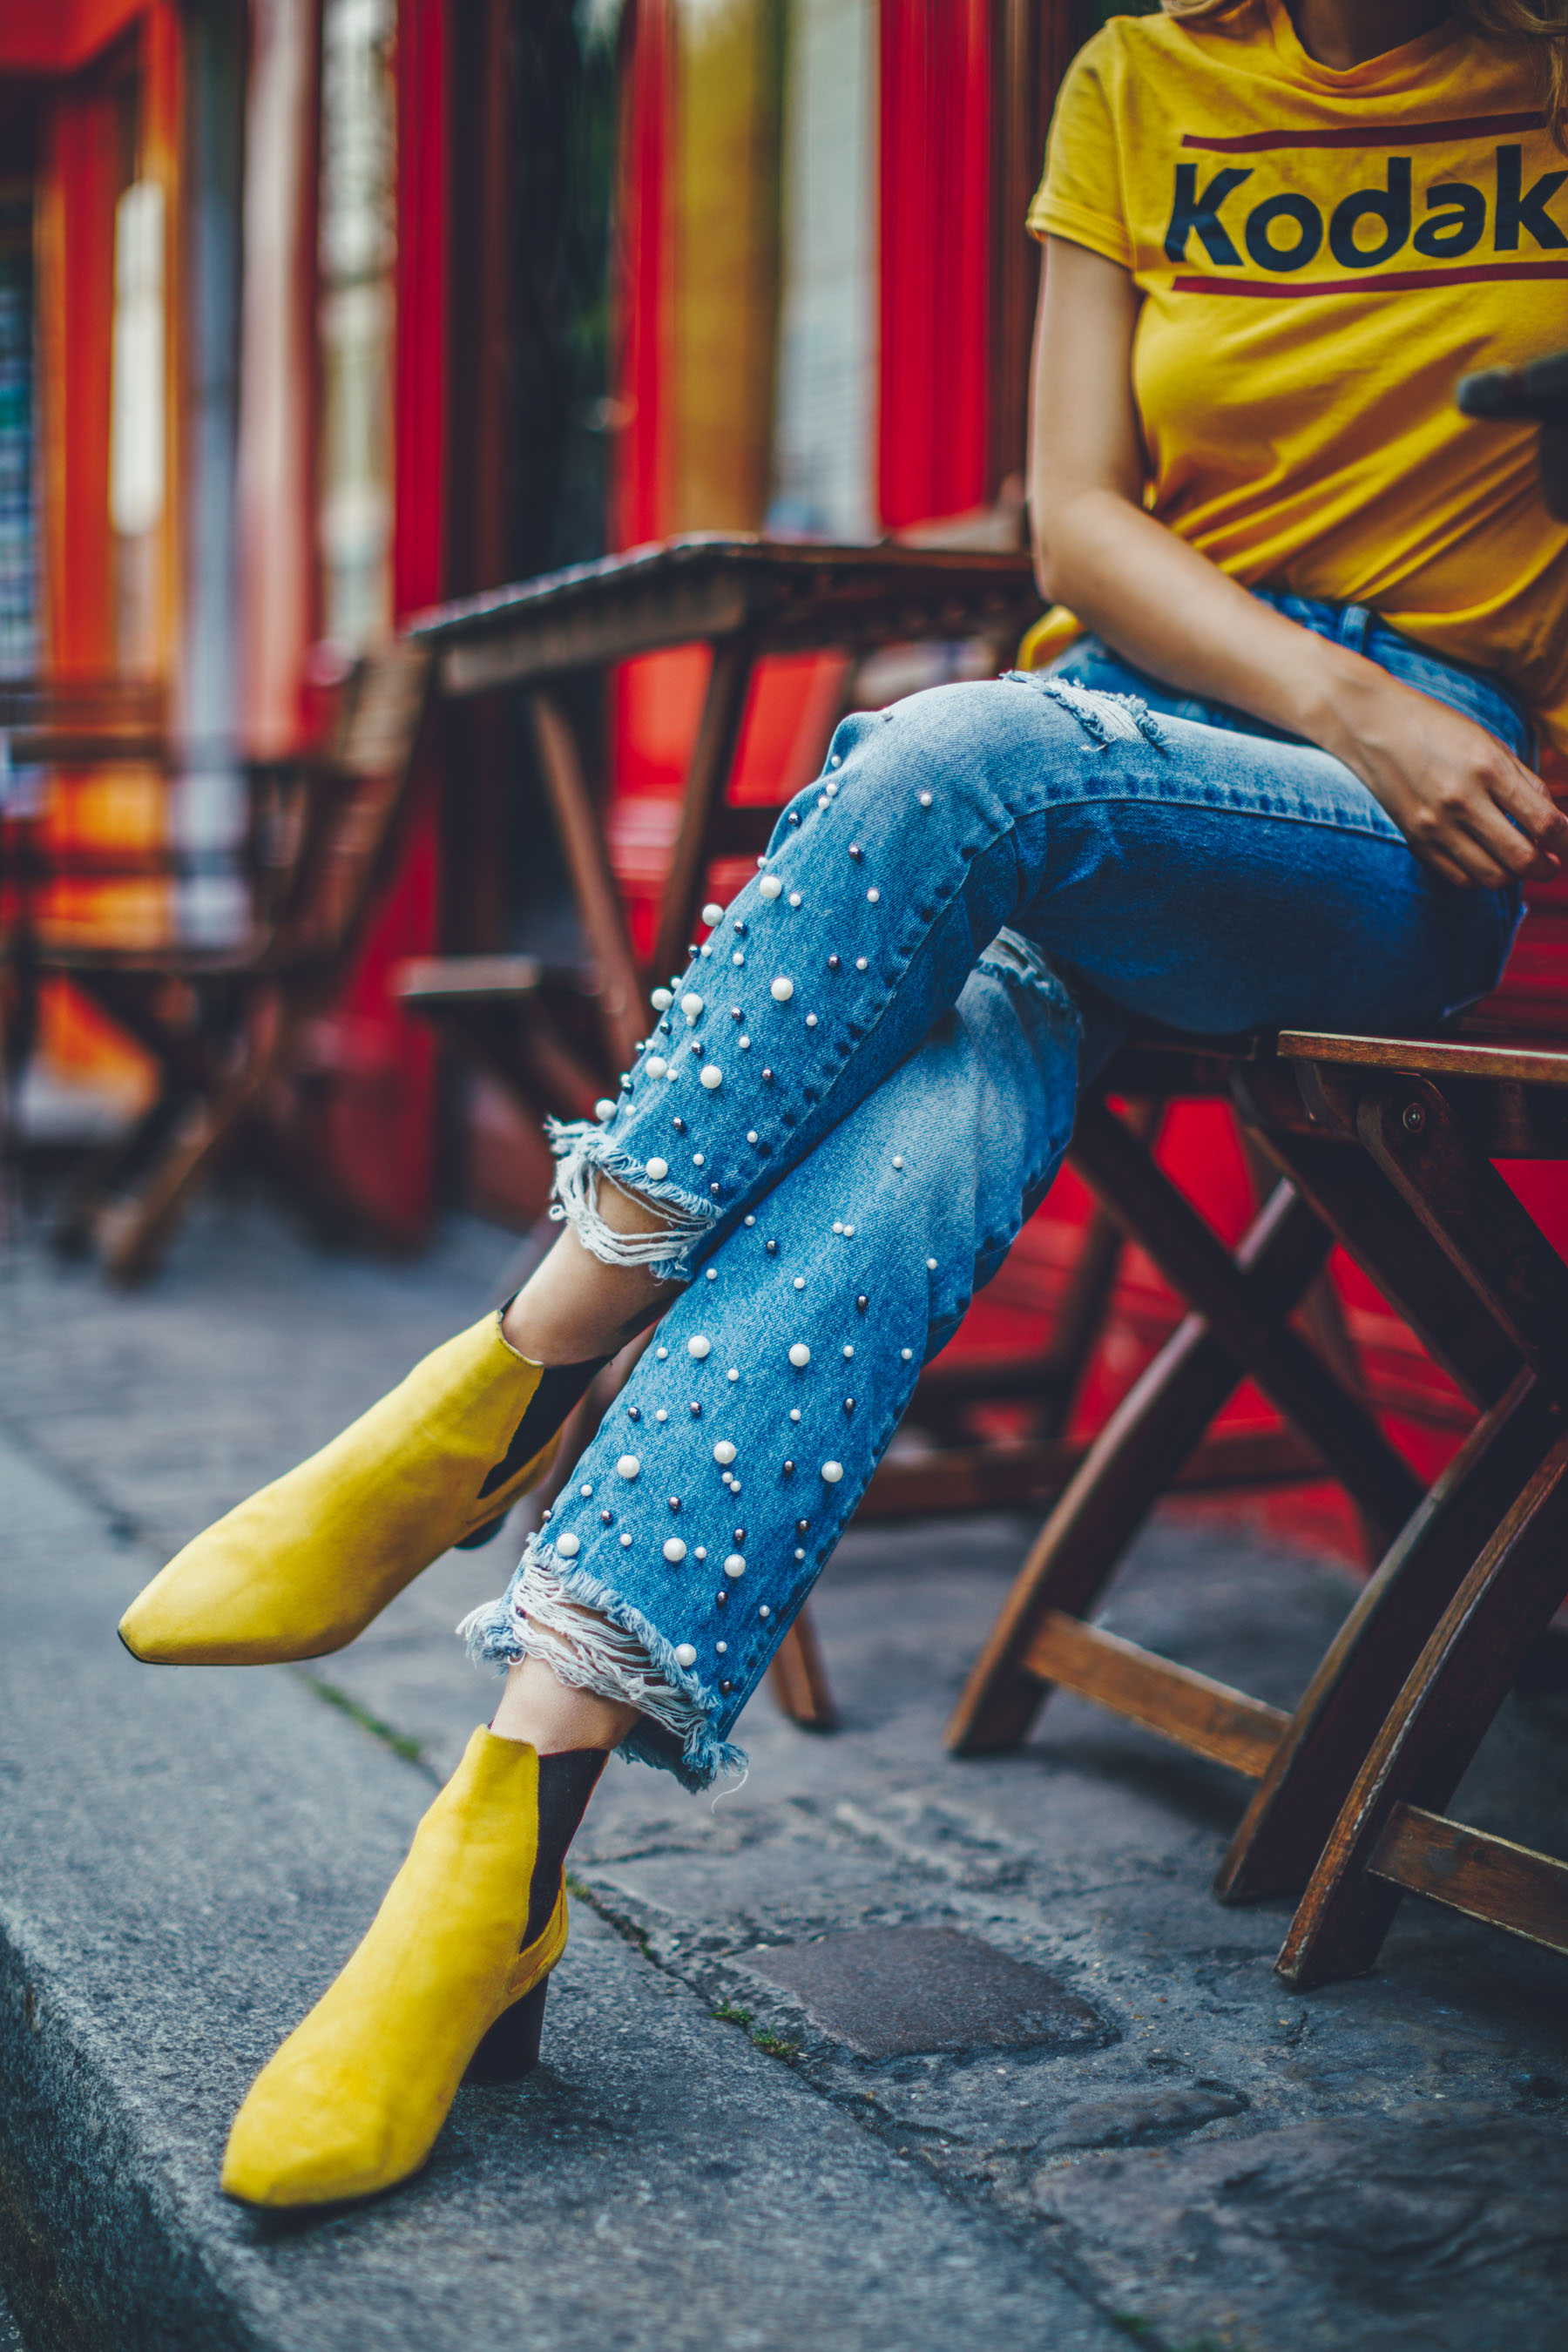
[1029,238,1565,891]
[1312,662,1568,891]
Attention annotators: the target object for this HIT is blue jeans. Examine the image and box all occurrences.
[466,597,1528,1788]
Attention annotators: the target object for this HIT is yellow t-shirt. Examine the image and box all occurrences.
[1024,0,1568,754]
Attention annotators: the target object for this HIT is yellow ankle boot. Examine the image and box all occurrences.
[222,1728,566,2208]
[118,1311,560,1666]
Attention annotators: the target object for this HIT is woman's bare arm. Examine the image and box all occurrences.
[1028,236,1568,889]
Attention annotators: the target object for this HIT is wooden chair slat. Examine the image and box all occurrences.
[948,1178,1337,1755]
[652,635,759,988]
[1023,1611,1288,1778]
[1233,1065,1522,1407]
[1281,1026,1568,1087]
[862,1424,1328,1524]
[765,1602,837,1732]
[1369,1804,1568,1952]
[526,691,645,1076]
[394,955,545,1003]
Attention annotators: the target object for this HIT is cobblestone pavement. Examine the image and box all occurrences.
[4,1179,1568,2350]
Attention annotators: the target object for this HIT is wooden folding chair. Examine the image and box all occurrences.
[944,991,1568,1971]
[26,640,432,1285]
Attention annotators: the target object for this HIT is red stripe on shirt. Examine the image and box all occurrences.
[1173,261,1568,296]
[1181,113,1544,153]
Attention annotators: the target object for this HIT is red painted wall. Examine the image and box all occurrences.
[877,0,993,528]
[0,1,146,73]
[39,78,118,677]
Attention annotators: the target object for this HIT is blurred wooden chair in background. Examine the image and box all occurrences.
[3,641,432,1286]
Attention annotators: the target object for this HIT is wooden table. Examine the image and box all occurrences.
[409,534,1042,1020]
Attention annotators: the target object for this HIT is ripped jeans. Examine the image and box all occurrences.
[464,598,1528,1788]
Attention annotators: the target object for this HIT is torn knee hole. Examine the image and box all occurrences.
[1005,671,1166,749]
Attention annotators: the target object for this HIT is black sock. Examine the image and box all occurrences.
[524,1748,609,1946]
[475,1355,611,1504]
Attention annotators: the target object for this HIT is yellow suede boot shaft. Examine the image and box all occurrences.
[221,1728,565,2208]
[119,1312,554,1666]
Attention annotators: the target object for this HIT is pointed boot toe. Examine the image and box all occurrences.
[221,2070,396,2209]
[222,1729,567,2209]
[119,1313,557,1666]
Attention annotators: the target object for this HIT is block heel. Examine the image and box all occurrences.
[464,1976,550,2085]
[221,1734,570,2207]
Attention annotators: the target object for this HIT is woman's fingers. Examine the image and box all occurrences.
[1489,755,1568,861]
[1421,844,1484,889]
[1455,788,1556,880]
[1334,675,1560,895]
[1399,787,1515,887]
[1402,818,1497,889]
[1436,835,1512,889]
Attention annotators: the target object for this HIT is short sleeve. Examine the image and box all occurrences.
[1026,37,1132,270]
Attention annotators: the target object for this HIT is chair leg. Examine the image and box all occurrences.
[1239,1122,1378,1566]
[1354,1071,1568,1392]
[527,693,647,1073]
[650,637,758,990]
[947,1180,1335,1755]
[768,1605,838,1731]
[1028,1121,1152,1439]
[1216,1368,1558,1903]
[1234,1064,1521,1409]
[48,970,240,1261]
[50,1089,186,1258]
[1071,1098,1423,1551]
[1277,1416,1568,1986]
[98,1004,282,1287]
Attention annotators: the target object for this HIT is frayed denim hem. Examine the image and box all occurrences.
[545,1119,719,1285]
[458,1540,749,1795]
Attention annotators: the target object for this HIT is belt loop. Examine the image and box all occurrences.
[1340,605,1372,652]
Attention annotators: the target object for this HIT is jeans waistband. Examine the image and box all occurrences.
[1251,591,1534,766]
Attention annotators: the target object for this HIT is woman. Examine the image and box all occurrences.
[121,0,1568,2207]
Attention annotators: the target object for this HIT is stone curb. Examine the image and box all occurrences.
[0,1429,1122,2352]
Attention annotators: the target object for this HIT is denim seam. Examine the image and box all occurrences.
[973,929,1083,1218]
[744,679,1167,1182]
[1034,787,1403,844]
[625,812,1031,1247]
